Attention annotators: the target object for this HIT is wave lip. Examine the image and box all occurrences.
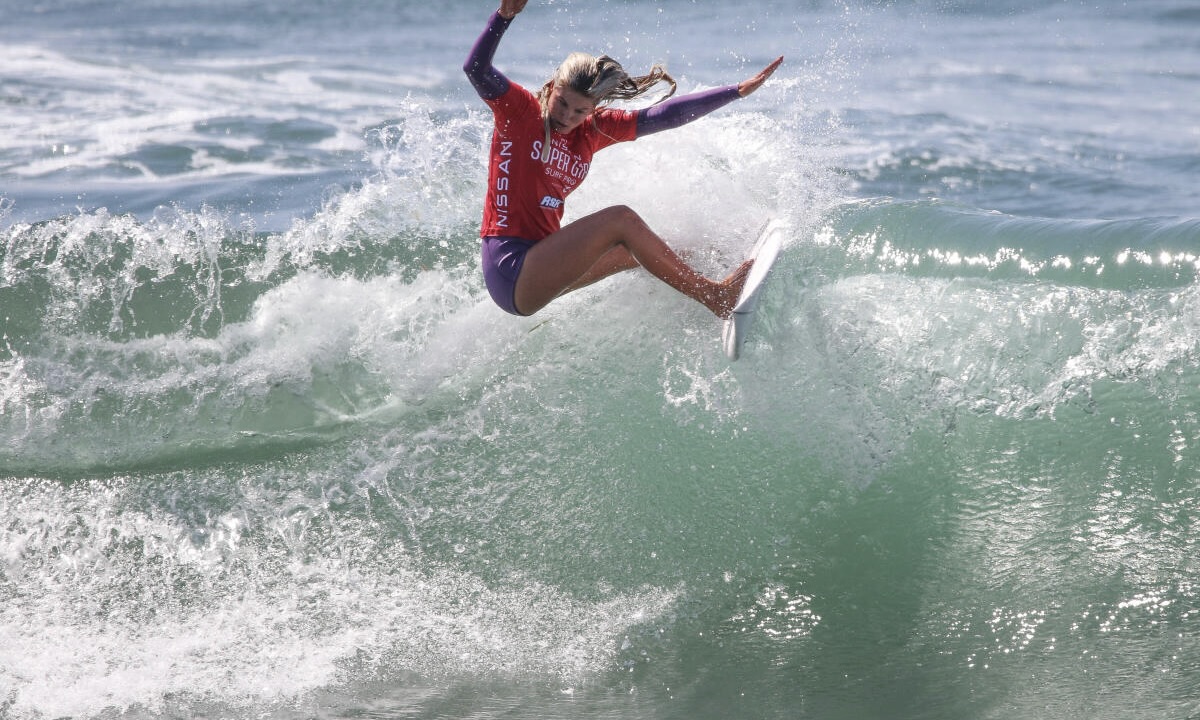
[813,199,1200,288]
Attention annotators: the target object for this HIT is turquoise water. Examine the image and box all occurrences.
[3,1,1200,718]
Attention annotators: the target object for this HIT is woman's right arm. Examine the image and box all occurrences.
[463,10,516,100]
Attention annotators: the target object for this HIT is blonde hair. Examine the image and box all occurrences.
[537,52,676,114]
[534,52,676,161]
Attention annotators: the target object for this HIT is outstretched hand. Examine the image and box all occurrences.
[738,56,784,97]
[498,0,528,19]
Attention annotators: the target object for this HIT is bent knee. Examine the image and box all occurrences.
[598,204,647,230]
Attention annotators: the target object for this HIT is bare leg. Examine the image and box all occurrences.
[565,246,639,293]
[513,205,752,317]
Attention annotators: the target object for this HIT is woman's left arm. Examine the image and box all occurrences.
[637,56,783,136]
[738,56,784,97]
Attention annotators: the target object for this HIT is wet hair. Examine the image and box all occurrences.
[534,52,676,161]
[537,52,676,114]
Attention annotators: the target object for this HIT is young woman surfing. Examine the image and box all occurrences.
[464,0,783,318]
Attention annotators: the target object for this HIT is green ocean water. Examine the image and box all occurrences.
[5,196,1200,718]
[4,0,1200,718]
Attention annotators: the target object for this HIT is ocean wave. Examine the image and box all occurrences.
[812,198,1200,288]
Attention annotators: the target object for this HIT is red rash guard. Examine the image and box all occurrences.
[481,83,638,241]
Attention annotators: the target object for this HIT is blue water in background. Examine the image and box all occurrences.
[2,1,1200,718]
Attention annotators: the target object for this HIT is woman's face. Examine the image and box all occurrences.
[546,84,597,134]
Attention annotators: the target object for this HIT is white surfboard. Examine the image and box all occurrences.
[722,218,787,361]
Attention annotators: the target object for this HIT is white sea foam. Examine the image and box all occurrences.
[0,474,679,718]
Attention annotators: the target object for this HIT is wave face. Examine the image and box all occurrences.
[3,1,1200,718]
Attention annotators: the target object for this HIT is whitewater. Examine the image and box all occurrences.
[3,1,1199,718]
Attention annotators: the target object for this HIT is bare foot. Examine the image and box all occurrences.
[704,259,754,319]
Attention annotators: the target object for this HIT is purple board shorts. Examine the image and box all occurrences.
[481,236,534,316]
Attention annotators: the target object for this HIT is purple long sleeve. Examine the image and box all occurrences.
[636,85,742,136]
[463,11,512,100]
[464,10,741,130]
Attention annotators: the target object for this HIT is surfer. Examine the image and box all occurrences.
[465,0,783,318]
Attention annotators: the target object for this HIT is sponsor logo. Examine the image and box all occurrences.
[492,141,513,228]
[539,196,564,210]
